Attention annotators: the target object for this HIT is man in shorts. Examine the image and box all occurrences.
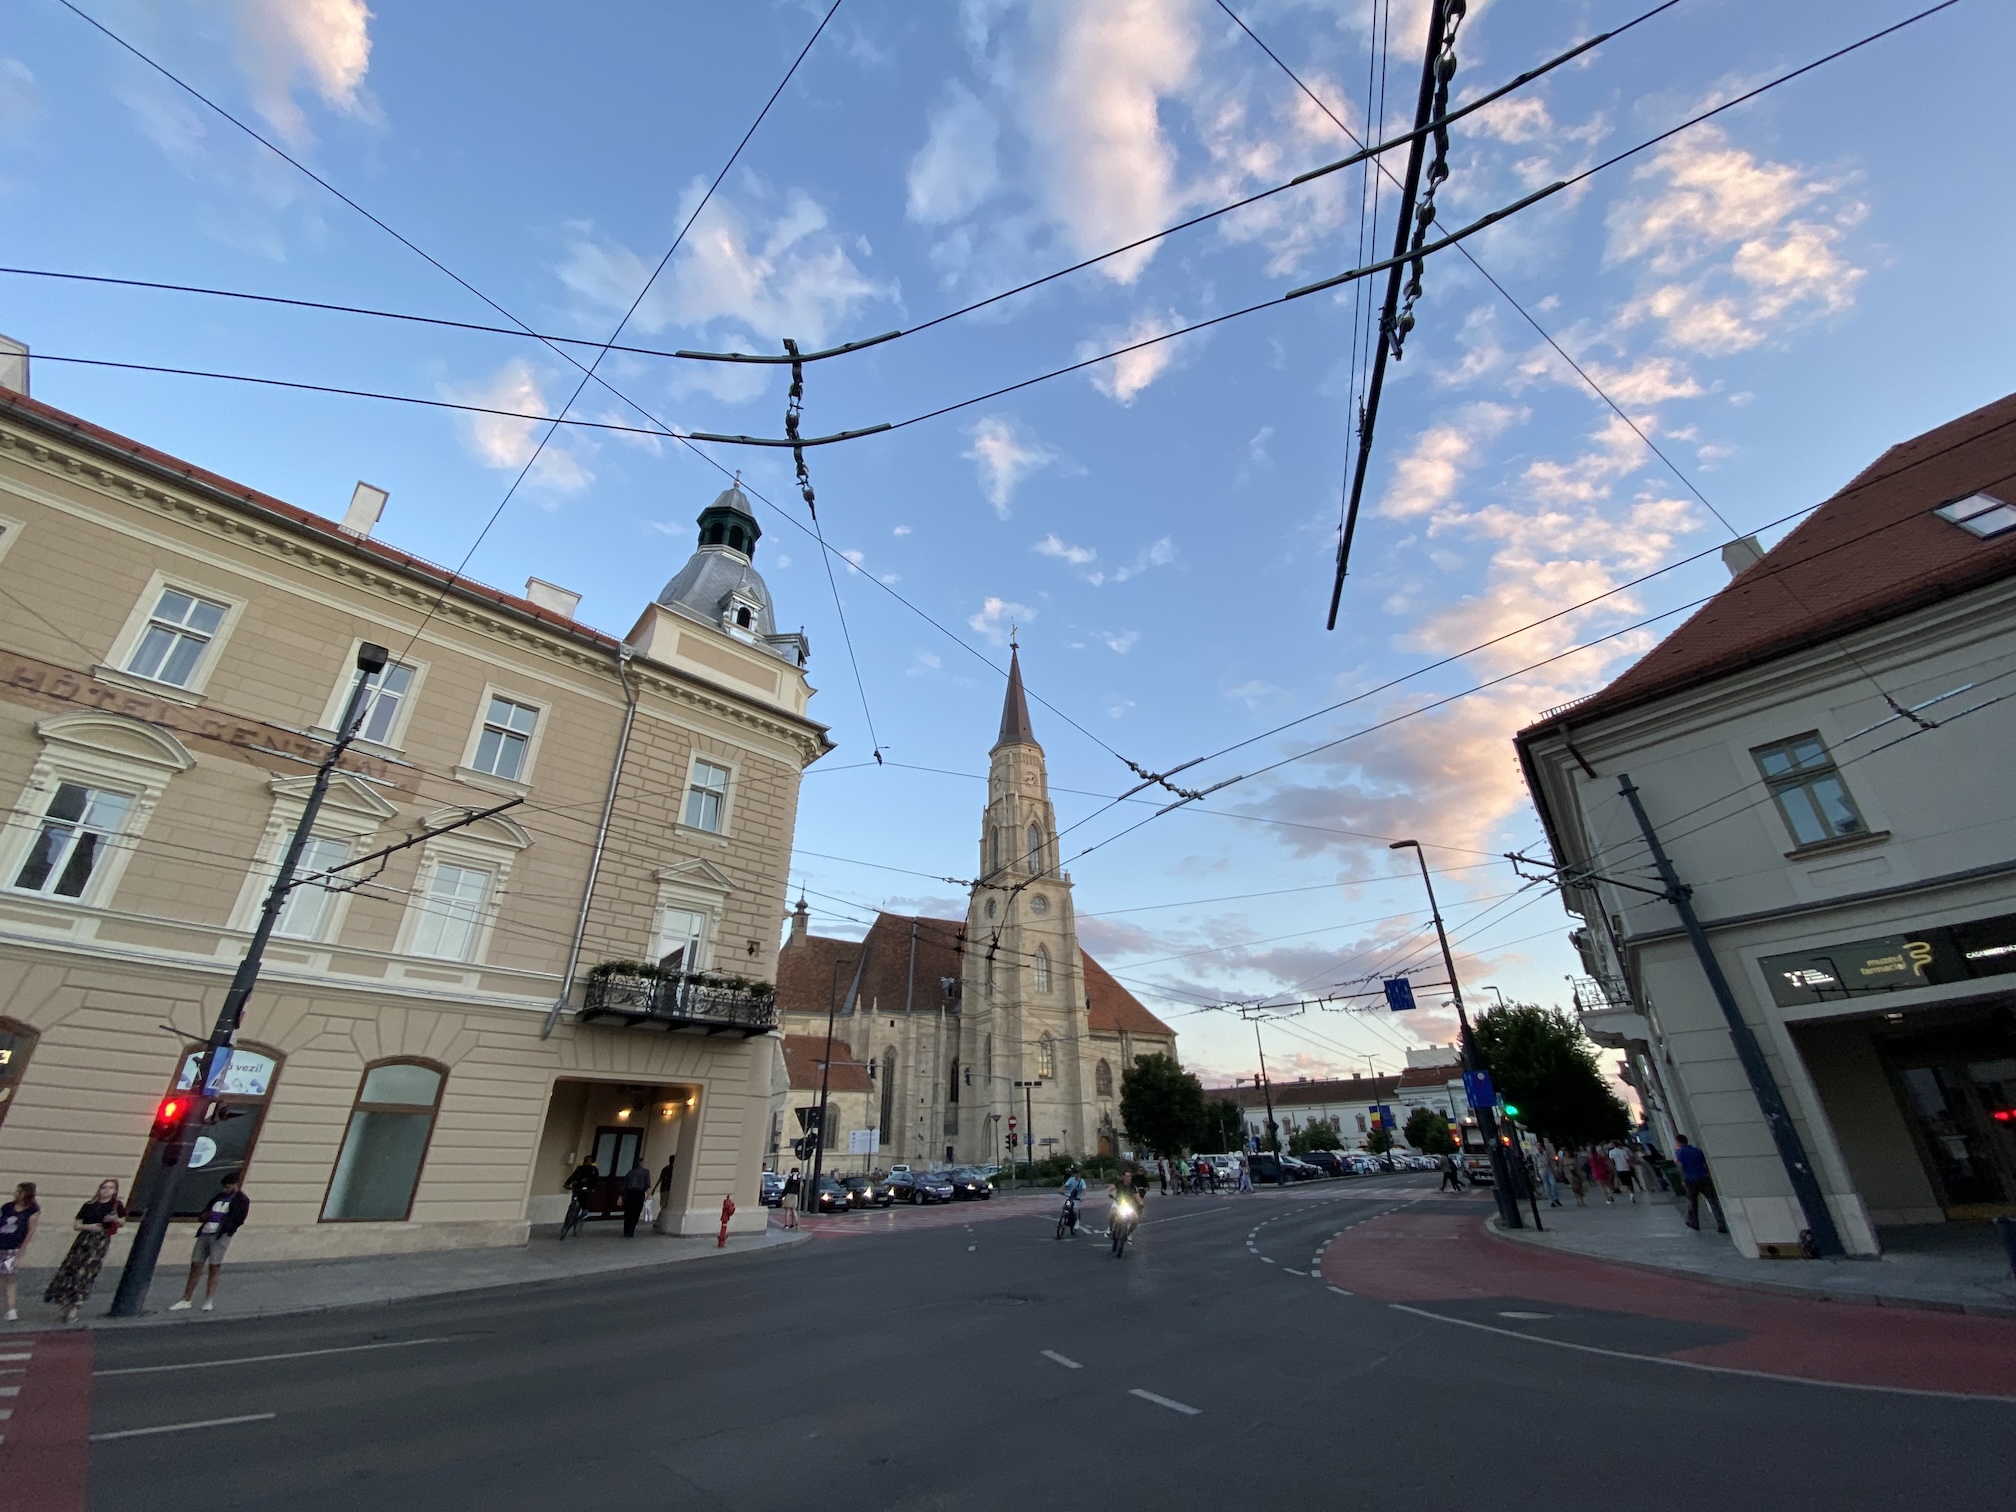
[0,1182,40,1321]
[169,1172,250,1313]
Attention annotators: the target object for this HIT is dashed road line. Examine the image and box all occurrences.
[1042,1350,1083,1370]
[90,1412,277,1442]
[1130,1389,1202,1416]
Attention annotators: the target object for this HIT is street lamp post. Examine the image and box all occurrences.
[1390,840,1522,1230]
[1245,1016,1281,1153]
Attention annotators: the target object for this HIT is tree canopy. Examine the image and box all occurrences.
[1472,1004,1630,1148]
[1200,1098,1245,1154]
[1405,1107,1456,1154]
[1288,1116,1343,1155]
[1119,1053,1207,1156]
[1364,1126,1395,1155]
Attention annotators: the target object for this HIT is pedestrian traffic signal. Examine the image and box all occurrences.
[150,1094,190,1142]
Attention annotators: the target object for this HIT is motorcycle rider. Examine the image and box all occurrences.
[1059,1166,1087,1235]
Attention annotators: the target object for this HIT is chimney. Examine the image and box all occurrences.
[1721,535,1764,578]
[341,481,388,538]
[524,578,582,619]
[788,897,810,948]
[0,334,27,395]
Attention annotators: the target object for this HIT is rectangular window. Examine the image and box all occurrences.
[274,836,350,941]
[126,588,227,687]
[683,759,731,832]
[1753,733,1867,847]
[410,863,490,961]
[343,660,416,745]
[12,782,132,898]
[471,696,538,781]
[321,1062,444,1222]
[657,906,707,972]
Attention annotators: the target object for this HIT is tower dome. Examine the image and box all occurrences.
[653,482,807,664]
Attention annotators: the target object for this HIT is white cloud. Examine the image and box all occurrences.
[1377,404,1518,520]
[962,415,1055,516]
[1080,308,1190,405]
[1033,533,1096,568]
[227,0,375,146]
[968,596,1035,644]
[892,524,912,537]
[840,548,866,575]
[443,359,594,498]
[1101,630,1140,654]
[1110,535,1176,583]
[906,649,943,678]
[907,83,999,224]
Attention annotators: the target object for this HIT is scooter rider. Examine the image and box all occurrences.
[1059,1167,1087,1235]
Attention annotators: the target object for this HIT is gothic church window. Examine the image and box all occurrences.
[1033,946,1051,994]
[1096,1059,1113,1098]
[1037,1034,1056,1079]
[1026,823,1041,871]
[879,1050,897,1142]
[948,1057,960,1105]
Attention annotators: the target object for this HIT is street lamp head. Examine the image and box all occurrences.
[355,641,389,675]
[1388,839,1418,851]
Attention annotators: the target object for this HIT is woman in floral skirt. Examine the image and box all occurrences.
[45,1178,124,1323]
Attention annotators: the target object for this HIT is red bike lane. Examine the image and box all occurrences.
[0,1329,92,1512]
[1320,1208,2016,1400]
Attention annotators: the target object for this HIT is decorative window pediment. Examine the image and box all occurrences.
[37,712,195,776]
[421,805,532,851]
[655,857,735,897]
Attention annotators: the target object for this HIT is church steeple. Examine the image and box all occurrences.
[994,643,1038,752]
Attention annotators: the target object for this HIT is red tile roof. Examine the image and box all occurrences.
[780,1034,874,1093]
[1524,391,2016,732]
[1081,952,1175,1038]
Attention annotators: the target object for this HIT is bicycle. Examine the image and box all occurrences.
[558,1192,587,1240]
[1055,1197,1080,1240]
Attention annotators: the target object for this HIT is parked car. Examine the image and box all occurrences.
[811,1175,853,1214]
[1201,1154,1239,1185]
[1350,1155,1384,1175]
[1298,1150,1348,1177]
[946,1166,995,1200]
[889,1169,955,1204]
[1246,1153,1291,1185]
[760,1171,784,1207]
[1277,1155,1323,1182]
[843,1175,894,1209]
[887,1163,914,1182]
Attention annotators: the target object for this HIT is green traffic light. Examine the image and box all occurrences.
[1502,1104,1520,1118]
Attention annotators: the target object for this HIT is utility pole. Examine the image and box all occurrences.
[1390,840,1522,1230]
[1243,1014,1281,1153]
[811,946,868,1205]
[112,642,388,1316]
[1014,1079,1041,1183]
[1617,775,1844,1256]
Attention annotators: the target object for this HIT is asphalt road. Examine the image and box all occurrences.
[72,1174,2016,1509]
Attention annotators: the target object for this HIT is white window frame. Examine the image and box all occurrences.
[0,713,194,910]
[1032,945,1051,995]
[678,752,736,839]
[228,773,398,942]
[0,513,24,571]
[315,639,429,752]
[98,570,246,703]
[393,808,532,966]
[652,858,735,972]
[455,685,548,794]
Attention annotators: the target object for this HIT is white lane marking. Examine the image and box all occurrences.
[1258,1256,1276,1264]
[90,1412,277,1441]
[1283,1268,1306,1276]
[1499,1310,1551,1320]
[1130,1389,1202,1416]
[968,1245,977,1252]
[95,1337,449,1377]
[0,1387,16,1398]
[1386,1305,2016,1404]
[0,1353,31,1362]
[1042,1350,1084,1370]
[1328,1286,1353,1297]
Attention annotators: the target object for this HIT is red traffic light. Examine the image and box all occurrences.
[150,1094,191,1142]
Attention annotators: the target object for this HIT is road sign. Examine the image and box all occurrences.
[1463,1070,1497,1111]
[795,1106,823,1131]
[848,1128,878,1155]
[1383,978,1417,1012]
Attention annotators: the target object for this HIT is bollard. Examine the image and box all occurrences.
[718,1193,736,1248]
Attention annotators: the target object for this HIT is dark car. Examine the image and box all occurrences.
[1246,1153,1289,1185]
[811,1175,853,1214]
[1298,1150,1348,1178]
[1277,1155,1323,1182]
[890,1170,955,1204]
[946,1166,995,1200]
[760,1171,784,1207]
[843,1175,894,1209]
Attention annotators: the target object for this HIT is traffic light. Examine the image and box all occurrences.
[1501,1103,1521,1119]
[150,1094,190,1143]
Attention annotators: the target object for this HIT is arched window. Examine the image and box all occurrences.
[1027,823,1042,872]
[879,1049,897,1141]
[1037,1034,1056,1080]
[1033,946,1051,994]
[985,1034,994,1081]
[321,1060,446,1222]
[824,1099,840,1152]
[729,526,746,553]
[948,1057,960,1105]
[132,1042,283,1219]
[1096,1059,1113,1098]
[0,1017,39,1134]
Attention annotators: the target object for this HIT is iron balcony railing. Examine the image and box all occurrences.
[579,973,779,1037]
[1569,974,1636,1016]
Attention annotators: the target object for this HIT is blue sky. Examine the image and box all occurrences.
[1,0,2005,1084]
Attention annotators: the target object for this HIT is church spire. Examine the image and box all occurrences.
[994,643,1038,752]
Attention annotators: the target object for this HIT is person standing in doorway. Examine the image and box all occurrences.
[621,1157,654,1238]
[779,1166,803,1230]
[0,1183,40,1321]
[46,1178,123,1323]
[169,1172,249,1313]
[1672,1134,1729,1234]
[656,1154,677,1208]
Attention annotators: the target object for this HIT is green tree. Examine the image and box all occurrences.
[1364,1126,1395,1155]
[1405,1107,1456,1154]
[1288,1116,1343,1154]
[1119,1053,1207,1156]
[1200,1098,1245,1154]
[1472,1004,1630,1148]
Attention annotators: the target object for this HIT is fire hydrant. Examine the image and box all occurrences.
[717,1193,736,1248]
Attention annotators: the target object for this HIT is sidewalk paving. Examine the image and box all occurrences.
[1490,1186,2016,1318]
[0,1221,806,1333]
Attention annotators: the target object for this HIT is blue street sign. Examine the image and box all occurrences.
[1383,978,1417,1012]
[1463,1070,1497,1111]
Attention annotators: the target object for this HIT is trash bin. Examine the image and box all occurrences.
[1997,1216,2016,1280]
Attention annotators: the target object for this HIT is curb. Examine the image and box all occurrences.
[0,1229,812,1334]
[1484,1216,2016,1321]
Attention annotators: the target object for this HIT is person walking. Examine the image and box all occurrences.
[1437,1151,1463,1193]
[620,1157,654,1238]
[168,1172,249,1313]
[0,1182,40,1321]
[1566,1150,1587,1206]
[779,1166,803,1230]
[1236,1156,1254,1194]
[1157,1158,1169,1197]
[1589,1145,1615,1203]
[45,1178,123,1323]
[656,1154,677,1208]
[1539,1149,1561,1207]
[1610,1141,1639,1203]
[1672,1134,1729,1234]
